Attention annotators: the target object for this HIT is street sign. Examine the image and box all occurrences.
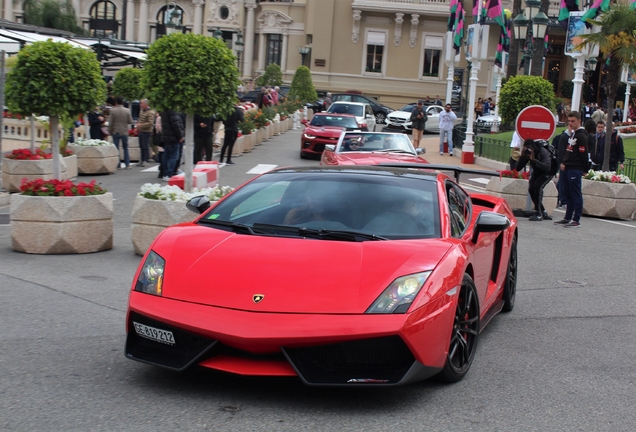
[515,105,556,141]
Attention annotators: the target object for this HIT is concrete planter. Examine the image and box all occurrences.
[10,192,113,254]
[67,144,119,174]
[2,157,68,193]
[119,136,140,162]
[63,154,78,179]
[241,133,254,153]
[486,177,558,215]
[254,128,263,146]
[131,196,195,256]
[582,179,636,219]
[231,134,244,157]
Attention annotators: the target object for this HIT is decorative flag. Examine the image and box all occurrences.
[558,0,580,30]
[544,33,550,57]
[495,12,511,68]
[448,0,466,55]
[631,0,636,10]
[581,0,611,27]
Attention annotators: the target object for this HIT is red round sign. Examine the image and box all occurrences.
[515,105,556,141]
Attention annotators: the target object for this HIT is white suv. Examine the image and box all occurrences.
[326,101,376,131]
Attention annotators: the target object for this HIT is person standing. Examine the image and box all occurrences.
[474,98,483,118]
[108,96,134,169]
[509,131,522,171]
[438,104,457,156]
[160,110,185,180]
[554,111,588,228]
[136,99,155,167]
[219,104,244,166]
[595,127,625,172]
[591,107,606,124]
[591,121,606,170]
[271,86,280,105]
[434,95,443,106]
[88,106,105,140]
[553,129,569,207]
[410,100,427,149]
[482,98,491,116]
[154,113,164,179]
[515,139,554,221]
[323,92,333,110]
[193,113,214,163]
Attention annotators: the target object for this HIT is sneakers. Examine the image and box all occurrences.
[529,213,543,221]
[125,166,132,170]
[553,219,570,225]
[542,212,553,221]
[563,221,580,228]
[449,153,453,157]
[225,161,236,165]
[162,176,170,181]
[219,163,226,168]
[440,152,444,155]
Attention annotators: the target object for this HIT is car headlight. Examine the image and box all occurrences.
[134,250,165,296]
[303,133,316,139]
[366,271,431,314]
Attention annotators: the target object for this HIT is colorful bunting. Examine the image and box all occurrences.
[544,33,550,57]
[581,0,611,27]
[558,0,580,30]
[448,0,466,55]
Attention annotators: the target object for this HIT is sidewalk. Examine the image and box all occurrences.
[417,134,508,172]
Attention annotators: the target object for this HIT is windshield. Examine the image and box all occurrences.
[338,133,415,153]
[399,104,416,113]
[328,104,364,117]
[310,115,359,129]
[200,172,440,240]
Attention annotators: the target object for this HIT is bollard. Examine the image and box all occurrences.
[303,106,308,121]
[293,110,300,130]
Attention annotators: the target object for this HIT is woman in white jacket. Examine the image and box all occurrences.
[438,104,457,156]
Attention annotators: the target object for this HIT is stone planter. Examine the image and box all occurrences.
[119,136,140,162]
[260,127,269,142]
[63,154,78,179]
[231,134,244,157]
[486,177,558,215]
[241,133,254,153]
[2,157,68,193]
[254,128,263,146]
[131,196,195,256]
[67,144,119,174]
[11,192,113,254]
[582,179,636,219]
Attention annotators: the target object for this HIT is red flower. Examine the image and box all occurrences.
[20,178,106,197]
[5,148,53,160]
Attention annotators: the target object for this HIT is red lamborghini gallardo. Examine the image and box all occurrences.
[125,165,518,386]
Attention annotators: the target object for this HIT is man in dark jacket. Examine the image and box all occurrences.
[595,128,625,172]
[160,110,185,180]
[193,113,214,163]
[554,130,569,208]
[219,104,245,166]
[554,111,588,228]
[516,139,554,221]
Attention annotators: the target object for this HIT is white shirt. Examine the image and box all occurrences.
[510,131,521,149]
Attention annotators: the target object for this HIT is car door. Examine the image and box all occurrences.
[425,106,442,132]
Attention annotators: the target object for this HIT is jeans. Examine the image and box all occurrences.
[112,133,129,167]
[220,130,238,163]
[563,169,583,222]
[439,129,453,153]
[557,169,568,206]
[139,132,152,163]
[162,142,180,177]
[529,173,553,213]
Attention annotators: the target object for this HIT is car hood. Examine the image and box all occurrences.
[304,126,345,137]
[334,152,427,165]
[152,225,452,314]
[388,111,411,120]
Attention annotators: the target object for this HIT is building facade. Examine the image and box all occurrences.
[2,0,578,109]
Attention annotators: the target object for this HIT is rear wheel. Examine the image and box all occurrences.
[502,236,517,312]
[375,112,386,124]
[439,274,480,383]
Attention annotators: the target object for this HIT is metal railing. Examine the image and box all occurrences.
[452,124,510,164]
[622,158,636,181]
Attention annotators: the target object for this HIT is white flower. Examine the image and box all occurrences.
[584,170,631,184]
[139,183,234,201]
[74,138,114,146]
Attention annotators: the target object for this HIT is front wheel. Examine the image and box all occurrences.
[502,236,517,312]
[375,112,386,124]
[438,273,480,383]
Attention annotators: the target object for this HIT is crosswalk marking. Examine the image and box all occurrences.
[247,164,278,174]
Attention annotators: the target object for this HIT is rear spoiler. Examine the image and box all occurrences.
[378,163,500,183]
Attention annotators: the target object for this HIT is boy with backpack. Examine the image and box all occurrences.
[515,138,558,221]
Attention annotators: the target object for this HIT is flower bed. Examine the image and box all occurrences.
[2,151,68,193]
[581,171,636,218]
[131,184,233,255]
[11,179,113,254]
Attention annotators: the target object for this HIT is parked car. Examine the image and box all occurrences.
[474,114,501,133]
[331,93,394,124]
[124,164,517,385]
[385,103,461,133]
[300,113,361,159]
[239,90,285,104]
[320,131,426,166]
[326,101,376,131]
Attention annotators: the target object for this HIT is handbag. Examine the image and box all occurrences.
[101,126,109,138]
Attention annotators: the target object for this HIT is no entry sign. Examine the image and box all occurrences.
[515,105,556,141]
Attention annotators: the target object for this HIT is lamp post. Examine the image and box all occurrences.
[214,27,223,40]
[298,46,311,67]
[164,2,183,35]
[235,30,244,76]
[512,0,548,76]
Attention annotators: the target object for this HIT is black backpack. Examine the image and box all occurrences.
[537,139,558,176]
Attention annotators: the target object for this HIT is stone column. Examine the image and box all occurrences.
[126,0,135,41]
[137,0,149,42]
[73,0,81,20]
[4,0,12,21]
[192,0,204,35]
[243,2,257,78]
[281,27,289,73]
[257,29,265,72]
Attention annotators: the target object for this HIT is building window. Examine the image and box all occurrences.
[422,35,443,78]
[366,31,385,73]
[89,1,118,38]
[266,34,282,66]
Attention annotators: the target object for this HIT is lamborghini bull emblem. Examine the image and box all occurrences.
[253,294,265,304]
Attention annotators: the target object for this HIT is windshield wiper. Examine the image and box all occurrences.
[372,149,415,154]
[197,219,262,235]
[297,228,388,241]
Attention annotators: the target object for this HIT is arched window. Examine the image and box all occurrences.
[89,1,118,38]
[156,4,185,38]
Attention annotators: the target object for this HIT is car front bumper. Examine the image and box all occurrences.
[301,135,341,156]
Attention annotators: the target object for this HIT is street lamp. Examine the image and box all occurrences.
[298,46,311,67]
[235,30,244,75]
[512,0,548,75]
[164,2,183,35]
[214,27,223,40]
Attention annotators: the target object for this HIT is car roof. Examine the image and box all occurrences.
[314,112,356,117]
[265,165,439,181]
[330,101,368,107]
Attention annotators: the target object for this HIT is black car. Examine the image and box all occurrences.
[331,93,394,124]
[239,90,285,104]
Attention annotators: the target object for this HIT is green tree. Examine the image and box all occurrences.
[498,75,556,125]
[577,2,636,171]
[288,66,317,104]
[6,40,107,179]
[113,68,145,102]
[142,33,239,191]
[256,63,283,87]
[23,0,84,34]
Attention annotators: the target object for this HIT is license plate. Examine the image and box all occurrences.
[133,321,175,345]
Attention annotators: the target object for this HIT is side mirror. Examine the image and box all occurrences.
[471,211,510,243]
[186,195,211,214]
[416,148,426,155]
[324,144,335,152]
